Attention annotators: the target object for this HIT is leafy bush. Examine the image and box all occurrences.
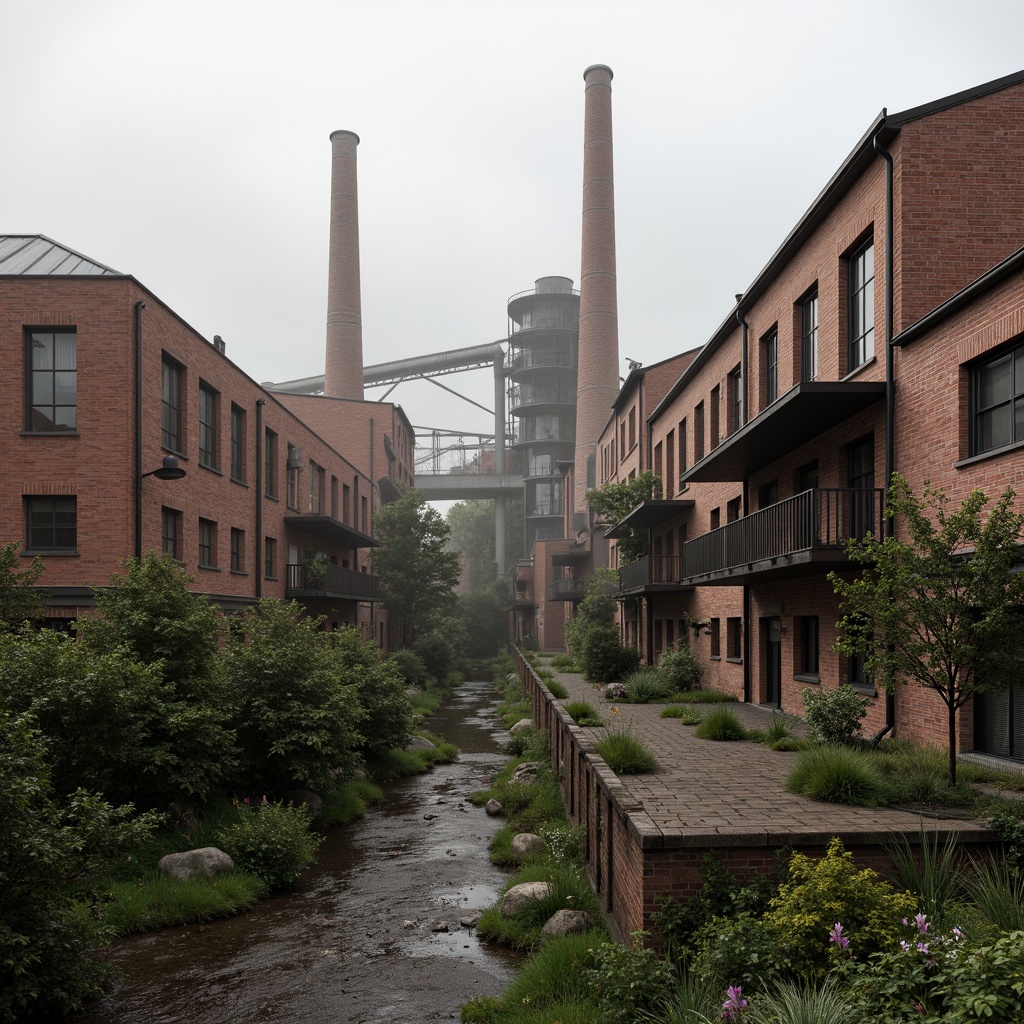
[786,745,887,805]
[989,806,1024,872]
[660,706,701,724]
[564,700,603,727]
[690,911,792,992]
[694,706,747,741]
[659,644,704,692]
[623,667,671,703]
[585,931,677,1022]
[580,624,641,683]
[594,730,658,774]
[764,837,917,976]
[388,648,430,689]
[801,684,869,745]
[216,801,323,889]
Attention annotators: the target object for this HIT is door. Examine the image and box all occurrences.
[847,436,875,539]
[764,617,782,707]
[975,685,1024,762]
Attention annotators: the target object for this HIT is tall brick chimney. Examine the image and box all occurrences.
[324,129,364,400]
[574,65,620,516]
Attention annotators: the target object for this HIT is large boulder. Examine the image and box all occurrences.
[407,735,436,752]
[509,718,535,735]
[283,789,323,818]
[540,909,594,940]
[157,847,234,881]
[500,881,553,916]
[511,832,546,862]
[509,761,542,784]
[485,798,503,817]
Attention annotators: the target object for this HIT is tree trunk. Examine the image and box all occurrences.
[948,698,958,788]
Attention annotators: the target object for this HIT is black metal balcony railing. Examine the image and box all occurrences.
[618,554,687,592]
[507,350,574,372]
[684,487,884,580]
[549,577,587,601]
[509,384,574,408]
[285,562,379,601]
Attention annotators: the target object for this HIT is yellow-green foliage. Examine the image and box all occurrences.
[764,838,917,975]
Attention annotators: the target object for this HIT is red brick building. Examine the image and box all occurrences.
[0,235,412,646]
[609,70,1024,761]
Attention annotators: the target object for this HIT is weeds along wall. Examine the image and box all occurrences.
[512,648,998,946]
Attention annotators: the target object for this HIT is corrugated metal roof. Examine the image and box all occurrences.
[0,235,122,276]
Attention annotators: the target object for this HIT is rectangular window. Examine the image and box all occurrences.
[759,480,779,509]
[198,518,216,567]
[678,419,687,479]
[727,366,742,434]
[971,339,1024,456]
[694,402,705,460]
[798,616,819,677]
[286,444,300,510]
[309,460,323,513]
[848,238,875,370]
[848,435,875,537]
[727,617,742,660]
[342,482,351,523]
[26,496,77,552]
[628,407,636,450]
[727,497,741,523]
[361,495,368,533]
[797,461,819,493]
[161,507,181,560]
[763,328,778,405]
[264,429,278,497]
[199,383,218,469]
[264,537,276,579]
[710,385,721,448]
[801,289,819,382]
[26,328,76,432]
[710,507,721,531]
[162,356,182,452]
[710,617,721,659]
[230,405,245,482]
[331,476,339,519]
[665,429,675,498]
[653,442,663,489]
[231,528,245,572]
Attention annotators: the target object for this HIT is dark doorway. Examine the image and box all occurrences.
[975,685,1024,762]
[764,617,782,707]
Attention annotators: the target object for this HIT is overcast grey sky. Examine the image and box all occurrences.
[4,0,1024,443]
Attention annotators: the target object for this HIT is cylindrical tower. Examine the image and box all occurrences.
[507,276,580,555]
[324,129,364,400]
[573,64,620,515]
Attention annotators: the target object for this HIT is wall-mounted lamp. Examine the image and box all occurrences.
[142,455,186,481]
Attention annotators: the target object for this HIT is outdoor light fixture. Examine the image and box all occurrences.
[142,455,186,481]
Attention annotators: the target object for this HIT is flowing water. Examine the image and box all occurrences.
[76,680,521,1023]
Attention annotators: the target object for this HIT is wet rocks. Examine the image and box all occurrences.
[500,881,553,916]
[509,761,541,784]
[407,735,436,752]
[510,833,545,862]
[485,799,503,816]
[509,718,534,735]
[539,909,594,940]
[157,847,234,880]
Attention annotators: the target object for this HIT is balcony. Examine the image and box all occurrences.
[285,563,380,601]
[617,555,692,596]
[284,512,379,549]
[549,577,587,602]
[683,487,885,585]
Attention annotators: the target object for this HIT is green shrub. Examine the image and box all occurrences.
[801,684,869,745]
[764,837,917,976]
[659,644,703,692]
[215,801,323,889]
[550,654,578,671]
[694,706,746,741]
[786,745,887,805]
[388,648,430,689]
[319,779,383,825]
[585,931,677,1021]
[546,678,569,699]
[660,705,701,724]
[412,629,458,685]
[564,700,603,727]
[579,624,641,683]
[500,930,605,1010]
[690,911,792,992]
[594,730,658,774]
[989,806,1024,872]
[623,667,671,703]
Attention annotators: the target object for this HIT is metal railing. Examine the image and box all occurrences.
[549,577,587,601]
[684,488,884,579]
[618,554,687,592]
[507,349,574,371]
[286,563,379,600]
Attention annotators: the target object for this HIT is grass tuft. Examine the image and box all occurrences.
[665,689,738,704]
[660,706,701,725]
[594,730,658,774]
[693,706,747,741]
[545,679,569,699]
[622,668,671,704]
[563,700,603,727]
[787,744,887,805]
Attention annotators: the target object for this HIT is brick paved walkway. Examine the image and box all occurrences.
[537,656,990,847]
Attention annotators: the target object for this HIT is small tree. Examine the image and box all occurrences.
[830,475,1024,785]
[585,471,663,565]
[0,541,46,631]
[371,488,461,646]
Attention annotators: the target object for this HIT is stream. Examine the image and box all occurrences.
[76,679,521,1023]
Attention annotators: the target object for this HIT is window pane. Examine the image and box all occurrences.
[979,405,1012,451]
[54,407,76,430]
[32,372,53,404]
[978,355,1011,408]
[53,333,77,369]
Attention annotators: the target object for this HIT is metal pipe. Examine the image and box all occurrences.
[134,300,147,560]
[255,399,265,597]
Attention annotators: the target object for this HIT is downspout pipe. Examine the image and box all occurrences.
[735,298,752,702]
[255,399,266,597]
[134,300,147,561]
[873,119,897,735]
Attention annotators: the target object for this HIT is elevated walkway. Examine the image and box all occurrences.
[415,472,523,500]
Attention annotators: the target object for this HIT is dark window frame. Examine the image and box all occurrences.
[727,617,742,661]
[264,428,278,497]
[198,383,219,470]
[230,527,245,573]
[26,328,77,433]
[161,507,181,561]
[264,536,277,579]
[230,404,246,482]
[763,327,779,405]
[198,518,216,568]
[801,289,819,382]
[161,355,183,453]
[970,337,1024,457]
[694,402,705,461]
[797,615,819,679]
[26,495,77,553]
[848,237,875,371]
[709,617,721,659]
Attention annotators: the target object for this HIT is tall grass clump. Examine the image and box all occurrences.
[550,653,578,672]
[786,745,887,805]
[563,700,603,727]
[595,730,658,774]
[967,854,1024,933]
[623,667,671,703]
[545,678,569,699]
[746,977,859,1024]
[886,828,964,928]
[666,689,737,704]
[660,705,701,724]
[499,930,606,1009]
[320,779,384,824]
[694,706,747,741]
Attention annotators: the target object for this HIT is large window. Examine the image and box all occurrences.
[848,238,875,371]
[286,444,300,509]
[162,356,183,452]
[694,402,705,460]
[199,384,218,469]
[801,289,819,382]
[265,537,277,579]
[264,429,278,497]
[763,328,779,405]
[309,461,325,513]
[198,518,216,568]
[230,405,246,482]
[231,528,245,572]
[709,618,721,659]
[727,617,742,660]
[971,339,1024,456]
[26,329,76,432]
[798,616,819,678]
[727,366,742,434]
[161,507,181,560]
[26,496,77,552]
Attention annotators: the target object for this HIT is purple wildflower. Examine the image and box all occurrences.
[829,922,850,951]
[722,985,747,1021]
[914,913,929,934]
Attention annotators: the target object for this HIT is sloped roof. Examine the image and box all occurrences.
[0,235,122,276]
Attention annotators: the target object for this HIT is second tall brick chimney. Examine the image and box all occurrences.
[574,64,620,516]
[324,129,364,400]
